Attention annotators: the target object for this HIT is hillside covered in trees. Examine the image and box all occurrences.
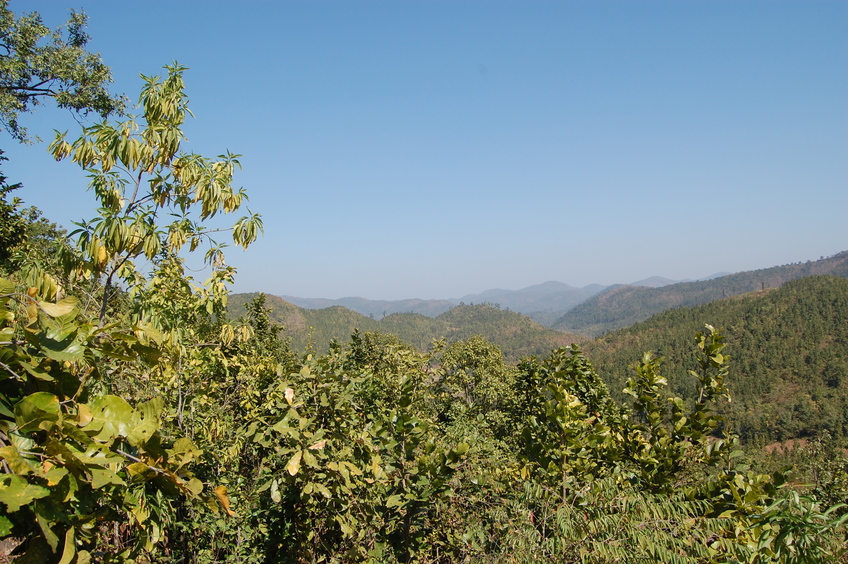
[583,276,848,446]
[1,4,847,563]
[554,252,848,335]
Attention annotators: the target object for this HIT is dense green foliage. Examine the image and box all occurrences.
[2,6,848,561]
[228,293,582,361]
[556,253,848,336]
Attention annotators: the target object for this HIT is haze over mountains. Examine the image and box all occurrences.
[281,274,723,322]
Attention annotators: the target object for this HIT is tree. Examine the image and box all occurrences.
[0,62,259,562]
[49,63,263,325]
[0,1,125,143]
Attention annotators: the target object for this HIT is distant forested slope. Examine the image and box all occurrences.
[554,251,848,336]
[281,296,456,318]
[583,275,848,445]
[228,294,582,360]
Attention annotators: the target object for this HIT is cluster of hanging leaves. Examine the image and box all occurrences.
[48,63,262,324]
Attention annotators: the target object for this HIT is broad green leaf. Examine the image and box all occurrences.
[40,465,68,487]
[36,332,84,362]
[313,482,331,499]
[88,395,134,440]
[90,467,125,489]
[43,439,86,472]
[335,515,353,537]
[271,419,294,435]
[270,479,281,503]
[14,392,61,432]
[302,449,319,469]
[183,477,203,496]
[0,394,13,419]
[0,475,50,512]
[133,320,164,344]
[169,437,203,470]
[126,462,156,482]
[59,420,93,448]
[17,359,54,382]
[131,501,149,525]
[0,278,14,295]
[127,396,162,446]
[386,494,404,508]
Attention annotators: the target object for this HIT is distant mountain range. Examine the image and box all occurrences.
[227,255,848,447]
[237,250,848,342]
[281,274,715,323]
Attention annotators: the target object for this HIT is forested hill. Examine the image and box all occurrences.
[554,251,848,336]
[228,293,582,360]
[280,296,456,318]
[583,275,848,445]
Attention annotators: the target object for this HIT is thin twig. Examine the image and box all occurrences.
[0,360,22,381]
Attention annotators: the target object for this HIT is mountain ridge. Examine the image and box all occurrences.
[280,275,698,322]
[555,251,848,336]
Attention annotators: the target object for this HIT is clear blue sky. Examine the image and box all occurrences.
[4,1,847,300]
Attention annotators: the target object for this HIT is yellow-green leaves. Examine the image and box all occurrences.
[38,296,78,317]
[49,63,262,325]
[270,479,282,503]
[87,395,135,442]
[0,475,50,512]
[0,445,36,475]
[286,450,303,476]
[86,395,163,447]
[14,391,61,432]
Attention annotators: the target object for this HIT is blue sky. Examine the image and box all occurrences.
[4,1,847,299]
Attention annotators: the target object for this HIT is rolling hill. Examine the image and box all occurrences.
[228,294,583,361]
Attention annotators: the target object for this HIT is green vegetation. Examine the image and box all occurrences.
[2,4,847,561]
[556,253,848,336]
